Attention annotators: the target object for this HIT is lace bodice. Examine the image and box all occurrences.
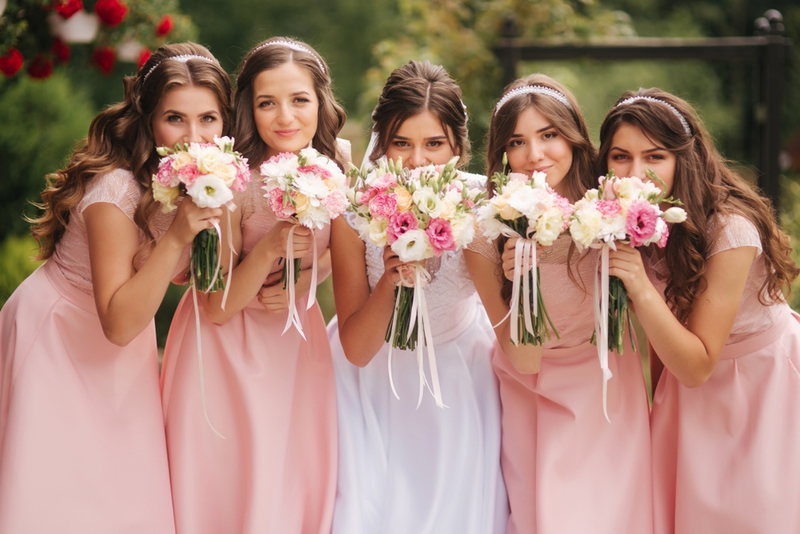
[644,212,782,343]
[238,173,330,272]
[52,169,182,295]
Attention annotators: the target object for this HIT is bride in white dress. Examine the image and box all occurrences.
[328,60,508,534]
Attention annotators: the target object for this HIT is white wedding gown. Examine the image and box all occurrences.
[328,173,508,534]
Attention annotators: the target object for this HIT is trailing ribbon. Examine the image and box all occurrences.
[385,262,445,409]
[592,243,614,422]
[493,237,539,345]
[281,224,319,338]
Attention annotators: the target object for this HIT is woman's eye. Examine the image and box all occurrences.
[392,140,410,148]
[258,100,273,108]
[542,131,558,140]
[294,97,310,104]
[507,139,523,148]
[611,153,629,161]
[167,115,182,123]
[201,115,217,123]
[427,141,443,148]
[648,154,665,161]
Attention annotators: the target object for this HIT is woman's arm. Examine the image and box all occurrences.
[648,341,665,395]
[464,239,545,374]
[609,243,756,387]
[331,217,403,367]
[86,196,220,346]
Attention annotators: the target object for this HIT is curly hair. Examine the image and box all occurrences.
[486,74,596,304]
[597,88,798,322]
[30,42,233,261]
[368,60,470,168]
[233,37,346,171]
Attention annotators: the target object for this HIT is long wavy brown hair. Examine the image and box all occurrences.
[233,37,347,171]
[368,60,470,168]
[597,88,798,322]
[487,74,597,303]
[30,42,233,261]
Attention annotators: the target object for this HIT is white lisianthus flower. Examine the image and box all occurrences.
[413,186,443,218]
[479,215,507,240]
[569,207,604,249]
[534,208,564,246]
[530,170,548,188]
[213,136,234,152]
[663,206,687,223]
[186,174,234,208]
[152,180,180,213]
[354,214,371,240]
[641,180,663,200]
[391,228,432,263]
[368,218,389,247]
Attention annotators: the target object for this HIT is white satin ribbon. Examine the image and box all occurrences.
[220,208,237,311]
[493,237,538,345]
[281,225,305,339]
[190,263,225,439]
[385,263,445,409]
[592,243,614,422]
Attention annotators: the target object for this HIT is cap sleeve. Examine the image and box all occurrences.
[708,212,762,257]
[467,231,501,264]
[76,169,141,222]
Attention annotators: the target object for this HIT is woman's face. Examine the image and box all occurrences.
[152,85,223,147]
[505,105,573,196]
[252,62,319,159]
[606,122,676,196]
[384,110,456,169]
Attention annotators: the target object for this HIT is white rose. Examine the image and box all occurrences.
[368,218,389,247]
[186,174,234,208]
[569,207,604,249]
[152,180,179,213]
[451,214,476,247]
[534,208,564,247]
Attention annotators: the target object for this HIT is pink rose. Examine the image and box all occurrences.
[625,199,658,247]
[369,192,398,218]
[425,217,456,256]
[387,211,418,244]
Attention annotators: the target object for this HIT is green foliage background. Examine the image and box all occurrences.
[1,0,798,345]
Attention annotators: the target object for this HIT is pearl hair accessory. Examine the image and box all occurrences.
[142,54,215,82]
[494,85,572,113]
[249,40,326,74]
[616,96,692,136]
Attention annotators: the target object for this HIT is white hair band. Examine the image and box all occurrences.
[494,85,572,113]
[249,40,326,74]
[616,96,692,136]
[143,54,215,82]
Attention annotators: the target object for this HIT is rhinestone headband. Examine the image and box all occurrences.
[494,85,571,113]
[616,96,692,136]
[143,54,215,82]
[249,40,326,74]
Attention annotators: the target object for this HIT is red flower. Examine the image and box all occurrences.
[52,0,83,19]
[155,14,174,37]
[138,49,152,70]
[27,54,54,80]
[0,48,24,78]
[95,0,128,27]
[92,46,116,75]
[51,39,71,64]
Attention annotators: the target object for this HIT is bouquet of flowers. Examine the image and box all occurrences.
[152,136,251,292]
[569,169,686,418]
[260,147,348,336]
[477,155,574,346]
[347,156,483,407]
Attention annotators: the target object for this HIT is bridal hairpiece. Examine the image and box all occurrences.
[249,40,326,74]
[494,85,572,113]
[616,96,692,136]
[143,54,214,82]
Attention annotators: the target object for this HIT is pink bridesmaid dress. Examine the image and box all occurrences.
[649,213,800,534]
[474,235,653,534]
[160,175,337,534]
[0,169,176,534]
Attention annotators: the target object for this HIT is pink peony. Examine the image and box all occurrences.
[425,217,456,256]
[387,211,419,244]
[596,200,621,218]
[626,199,659,247]
[369,192,398,218]
[268,188,295,219]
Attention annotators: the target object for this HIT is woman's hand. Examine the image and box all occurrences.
[501,237,519,281]
[259,221,314,261]
[165,195,222,249]
[607,243,653,301]
[382,246,415,285]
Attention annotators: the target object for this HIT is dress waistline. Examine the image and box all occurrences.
[719,304,793,360]
[43,259,97,315]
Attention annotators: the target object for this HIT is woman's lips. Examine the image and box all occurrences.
[275,129,299,138]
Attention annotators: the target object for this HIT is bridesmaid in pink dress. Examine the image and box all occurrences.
[160,37,347,534]
[599,88,800,533]
[464,74,653,534]
[0,43,231,533]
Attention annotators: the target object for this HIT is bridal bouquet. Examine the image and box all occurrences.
[569,169,686,418]
[260,147,348,336]
[152,136,251,292]
[347,156,483,407]
[477,155,573,346]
